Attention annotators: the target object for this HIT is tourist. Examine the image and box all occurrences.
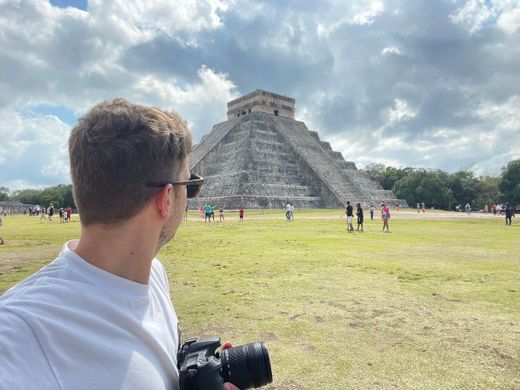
[505,203,515,226]
[286,203,292,221]
[219,206,225,221]
[416,203,420,213]
[239,207,244,221]
[48,203,54,221]
[66,207,72,222]
[492,203,497,215]
[356,203,364,232]
[0,216,4,245]
[421,202,425,213]
[345,201,354,232]
[59,208,65,223]
[290,203,295,221]
[0,99,238,390]
[381,203,390,232]
[369,205,375,220]
[40,206,47,222]
[465,203,471,214]
[204,202,213,223]
[484,204,489,213]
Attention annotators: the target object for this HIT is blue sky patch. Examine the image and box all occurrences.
[25,105,78,126]
[50,0,88,11]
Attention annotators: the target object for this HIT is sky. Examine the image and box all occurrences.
[0,0,519,191]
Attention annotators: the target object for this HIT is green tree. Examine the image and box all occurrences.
[12,189,42,205]
[0,186,10,201]
[499,159,520,206]
[39,185,66,208]
[474,175,500,210]
[447,171,478,208]
[393,169,449,209]
[363,163,386,187]
[363,164,409,190]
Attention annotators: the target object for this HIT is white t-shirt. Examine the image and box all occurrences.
[0,241,180,390]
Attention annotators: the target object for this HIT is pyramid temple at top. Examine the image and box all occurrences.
[189,89,407,209]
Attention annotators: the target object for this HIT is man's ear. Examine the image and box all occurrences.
[155,184,173,219]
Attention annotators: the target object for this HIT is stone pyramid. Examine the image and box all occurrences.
[189,90,407,209]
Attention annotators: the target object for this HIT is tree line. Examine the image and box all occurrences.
[0,184,76,210]
[362,159,520,210]
[0,159,518,211]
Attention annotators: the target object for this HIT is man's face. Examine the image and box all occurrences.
[157,158,190,250]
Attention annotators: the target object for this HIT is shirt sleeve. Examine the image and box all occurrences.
[0,308,60,390]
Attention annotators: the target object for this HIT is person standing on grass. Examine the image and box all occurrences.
[369,205,375,220]
[356,203,364,232]
[0,216,4,245]
[48,203,54,221]
[204,202,213,223]
[505,204,514,226]
[345,201,354,232]
[0,99,238,390]
[381,203,390,232]
[285,202,291,221]
[40,206,47,222]
[239,207,244,221]
[219,206,225,221]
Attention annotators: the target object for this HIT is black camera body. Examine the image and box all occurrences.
[178,337,272,390]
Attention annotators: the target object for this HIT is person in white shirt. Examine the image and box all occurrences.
[0,99,238,390]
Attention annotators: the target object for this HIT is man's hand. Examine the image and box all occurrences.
[222,342,240,390]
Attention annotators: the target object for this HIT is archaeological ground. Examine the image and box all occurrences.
[0,210,518,389]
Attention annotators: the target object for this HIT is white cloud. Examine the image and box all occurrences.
[317,0,384,37]
[388,99,416,123]
[381,46,401,55]
[449,0,501,33]
[496,0,520,34]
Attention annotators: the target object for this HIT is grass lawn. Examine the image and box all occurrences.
[0,210,519,389]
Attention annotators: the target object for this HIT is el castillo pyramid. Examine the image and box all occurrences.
[189,90,407,209]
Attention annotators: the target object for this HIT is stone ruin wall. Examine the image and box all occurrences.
[227,90,295,120]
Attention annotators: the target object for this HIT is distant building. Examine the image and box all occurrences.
[189,90,407,209]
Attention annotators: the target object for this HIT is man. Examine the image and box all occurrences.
[355,203,364,232]
[0,99,237,390]
[505,203,515,226]
[204,202,213,223]
[345,201,354,232]
[0,216,4,245]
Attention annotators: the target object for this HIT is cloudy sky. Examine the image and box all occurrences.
[1,0,519,190]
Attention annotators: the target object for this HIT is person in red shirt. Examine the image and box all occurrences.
[239,207,244,222]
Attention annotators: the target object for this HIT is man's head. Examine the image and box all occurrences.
[69,98,192,226]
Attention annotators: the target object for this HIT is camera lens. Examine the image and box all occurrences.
[220,341,273,389]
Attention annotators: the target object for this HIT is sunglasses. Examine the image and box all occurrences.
[146,173,204,198]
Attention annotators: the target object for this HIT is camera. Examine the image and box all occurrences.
[178,336,272,389]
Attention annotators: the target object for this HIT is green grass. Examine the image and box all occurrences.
[1,211,519,389]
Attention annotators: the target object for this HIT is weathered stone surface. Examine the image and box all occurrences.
[189,90,408,209]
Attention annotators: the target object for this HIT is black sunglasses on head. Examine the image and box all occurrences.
[146,173,204,198]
